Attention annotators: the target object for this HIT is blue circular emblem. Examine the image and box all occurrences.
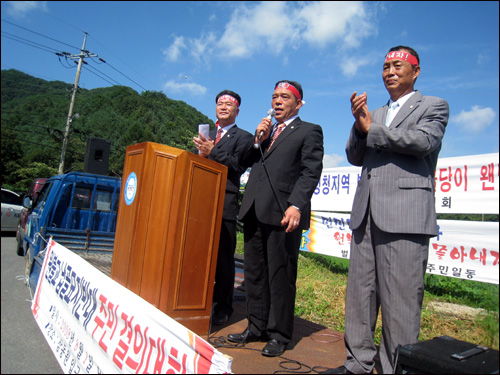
[124,172,137,205]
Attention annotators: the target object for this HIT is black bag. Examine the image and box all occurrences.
[394,335,499,374]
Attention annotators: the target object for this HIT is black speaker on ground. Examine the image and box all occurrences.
[84,137,110,175]
[395,335,499,374]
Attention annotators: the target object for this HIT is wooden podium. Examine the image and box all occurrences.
[111,142,227,335]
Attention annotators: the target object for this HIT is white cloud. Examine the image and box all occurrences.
[323,153,345,168]
[451,106,496,133]
[4,1,47,18]
[341,56,372,77]
[218,2,295,58]
[163,80,208,96]
[163,1,375,64]
[163,32,216,66]
[162,36,186,62]
[298,2,373,48]
[477,53,489,66]
[190,32,217,63]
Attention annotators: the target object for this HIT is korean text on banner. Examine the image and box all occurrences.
[312,153,499,214]
[301,212,499,285]
[31,239,232,374]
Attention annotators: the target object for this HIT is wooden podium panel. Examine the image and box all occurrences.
[111,142,227,335]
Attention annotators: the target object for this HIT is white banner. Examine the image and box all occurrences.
[300,212,499,285]
[31,239,232,374]
[312,153,499,214]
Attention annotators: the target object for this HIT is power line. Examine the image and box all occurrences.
[1,31,60,54]
[1,64,65,83]
[2,29,141,90]
[88,33,154,90]
[98,58,147,91]
[2,134,84,156]
[83,64,120,86]
[1,18,81,51]
[2,19,150,92]
[3,125,51,137]
[15,9,152,91]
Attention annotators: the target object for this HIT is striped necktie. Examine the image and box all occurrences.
[267,123,285,151]
[214,127,223,144]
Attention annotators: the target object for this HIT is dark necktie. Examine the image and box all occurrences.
[214,127,223,145]
[267,123,285,151]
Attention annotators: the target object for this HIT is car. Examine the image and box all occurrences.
[1,188,23,232]
[16,178,47,255]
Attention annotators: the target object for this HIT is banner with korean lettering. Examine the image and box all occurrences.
[300,212,499,285]
[31,239,232,374]
[312,153,499,214]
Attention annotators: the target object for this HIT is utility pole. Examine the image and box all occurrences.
[58,32,96,174]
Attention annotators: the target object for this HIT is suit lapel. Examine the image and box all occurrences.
[265,118,301,157]
[390,91,422,128]
[215,125,237,147]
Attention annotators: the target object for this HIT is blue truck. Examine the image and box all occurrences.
[20,172,121,291]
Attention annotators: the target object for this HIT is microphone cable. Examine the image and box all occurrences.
[257,132,286,218]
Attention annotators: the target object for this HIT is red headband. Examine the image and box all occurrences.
[275,82,302,101]
[217,94,239,107]
[385,51,419,66]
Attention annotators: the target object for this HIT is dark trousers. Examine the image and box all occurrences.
[242,208,303,344]
[212,219,237,316]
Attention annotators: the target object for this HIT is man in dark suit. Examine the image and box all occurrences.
[227,81,324,357]
[325,46,449,374]
[193,90,252,326]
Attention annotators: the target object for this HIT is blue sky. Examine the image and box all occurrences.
[1,1,498,167]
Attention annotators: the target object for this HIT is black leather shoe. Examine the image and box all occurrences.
[321,366,354,374]
[211,311,229,325]
[261,338,286,357]
[227,328,266,344]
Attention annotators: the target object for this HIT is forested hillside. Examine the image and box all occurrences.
[1,69,214,192]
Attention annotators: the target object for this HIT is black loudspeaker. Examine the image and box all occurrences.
[395,335,499,374]
[84,137,111,175]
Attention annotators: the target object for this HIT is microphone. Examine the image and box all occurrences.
[258,109,276,140]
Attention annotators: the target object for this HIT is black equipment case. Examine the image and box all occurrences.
[395,335,499,374]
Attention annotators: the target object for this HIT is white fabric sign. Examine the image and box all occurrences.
[31,239,232,374]
[312,153,499,214]
[300,212,499,285]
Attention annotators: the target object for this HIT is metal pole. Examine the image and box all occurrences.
[58,32,87,175]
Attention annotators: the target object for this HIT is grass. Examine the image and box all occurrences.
[235,232,499,349]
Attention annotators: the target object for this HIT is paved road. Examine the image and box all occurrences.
[1,235,63,374]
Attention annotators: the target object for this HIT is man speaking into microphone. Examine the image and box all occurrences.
[228,80,323,357]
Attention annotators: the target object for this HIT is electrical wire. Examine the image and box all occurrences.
[88,33,155,89]
[102,59,148,91]
[2,19,150,92]
[83,63,121,86]
[2,134,61,151]
[206,297,334,374]
[1,31,60,54]
[257,133,286,217]
[1,18,81,51]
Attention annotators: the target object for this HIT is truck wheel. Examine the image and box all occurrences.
[25,247,32,281]
[16,236,24,256]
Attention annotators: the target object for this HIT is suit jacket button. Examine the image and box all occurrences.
[367,174,371,179]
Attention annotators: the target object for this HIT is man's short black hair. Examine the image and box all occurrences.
[215,90,241,106]
[274,80,304,101]
[388,45,420,66]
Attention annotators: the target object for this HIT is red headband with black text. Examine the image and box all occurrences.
[385,51,419,66]
[217,94,240,107]
[275,82,302,101]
